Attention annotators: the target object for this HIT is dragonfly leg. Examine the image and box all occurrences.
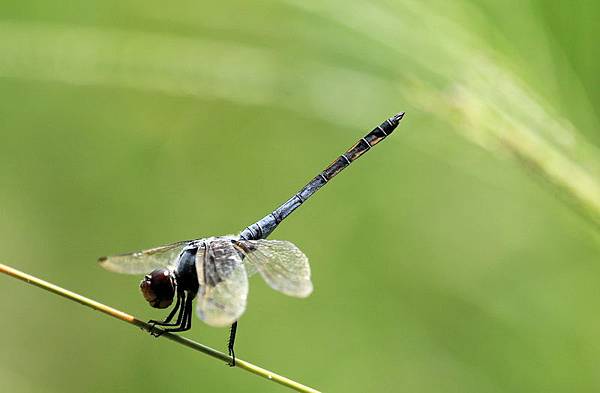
[149,290,183,327]
[149,292,188,337]
[160,292,193,333]
[227,322,238,367]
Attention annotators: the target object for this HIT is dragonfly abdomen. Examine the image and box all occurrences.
[240,112,404,241]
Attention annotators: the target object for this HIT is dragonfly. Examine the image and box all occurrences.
[99,112,405,365]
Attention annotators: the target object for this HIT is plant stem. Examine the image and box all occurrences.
[0,263,321,393]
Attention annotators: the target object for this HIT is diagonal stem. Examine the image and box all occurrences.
[0,263,321,393]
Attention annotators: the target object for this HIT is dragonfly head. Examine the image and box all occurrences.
[140,268,176,309]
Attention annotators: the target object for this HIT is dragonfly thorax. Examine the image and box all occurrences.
[174,247,200,295]
[140,268,176,309]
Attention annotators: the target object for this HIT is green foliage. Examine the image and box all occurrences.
[0,1,599,392]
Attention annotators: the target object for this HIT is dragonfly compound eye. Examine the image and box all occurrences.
[140,268,176,309]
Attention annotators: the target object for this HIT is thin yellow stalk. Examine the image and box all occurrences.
[0,263,321,393]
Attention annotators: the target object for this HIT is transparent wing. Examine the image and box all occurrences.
[195,239,248,327]
[237,239,313,298]
[98,240,192,274]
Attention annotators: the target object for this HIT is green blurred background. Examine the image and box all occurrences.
[1,1,599,392]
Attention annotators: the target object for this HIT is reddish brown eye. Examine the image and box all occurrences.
[140,268,175,309]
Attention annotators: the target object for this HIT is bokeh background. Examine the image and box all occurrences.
[1,1,599,392]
